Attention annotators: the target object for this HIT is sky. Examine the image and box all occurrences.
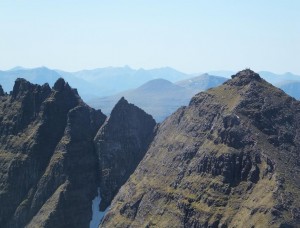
[0,0,299,74]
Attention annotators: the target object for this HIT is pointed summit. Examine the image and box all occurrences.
[229,68,262,86]
[10,78,51,100]
[11,78,32,98]
[53,78,66,91]
[231,68,260,79]
[109,97,130,116]
[0,76,106,227]
[102,69,300,228]
[116,96,127,105]
[110,97,147,118]
[94,98,156,210]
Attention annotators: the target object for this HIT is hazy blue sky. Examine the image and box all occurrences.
[0,0,299,74]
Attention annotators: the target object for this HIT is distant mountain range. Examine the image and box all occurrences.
[0,67,100,101]
[57,66,191,97]
[211,70,300,85]
[176,73,228,94]
[257,72,300,100]
[0,66,191,101]
[1,66,300,122]
[88,79,193,122]
[0,67,60,91]
[276,80,300,100]
[88,74,228,122]
[88,70,300,122]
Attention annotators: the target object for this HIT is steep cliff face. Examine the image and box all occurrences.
[0,85,5,96]
[94,97,156,211]
[101,70,300,227]
[0,78,106,228]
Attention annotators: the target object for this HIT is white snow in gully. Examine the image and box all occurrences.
[89,188,109,228]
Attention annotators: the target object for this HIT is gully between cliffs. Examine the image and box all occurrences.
[0,78,156,228]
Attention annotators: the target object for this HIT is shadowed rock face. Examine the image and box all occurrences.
[101,69,300,228]
[0,85,5,96]
[94,97,156,210]
[0,79,157,228]
[0,78,106,228]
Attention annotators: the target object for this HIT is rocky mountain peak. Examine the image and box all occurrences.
[94,97,156,210]
[101,70,300,228]
[113,96,127,108]
[106,97,130,122]
[10,78,51,100]
[53,77,71,91]
[11,78,33,98]
[230,68,262,86]
[0,78,107,228]
[108,97,155,124]
[0,77,158,228]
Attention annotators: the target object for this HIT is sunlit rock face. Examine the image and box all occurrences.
[101,70,300,228]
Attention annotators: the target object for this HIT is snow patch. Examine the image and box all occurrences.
[89,188,109,228]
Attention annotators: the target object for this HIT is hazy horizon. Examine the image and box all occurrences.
[1,0,299,74]
[1,65,300,77]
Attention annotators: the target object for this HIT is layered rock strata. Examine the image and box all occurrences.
[101,70,300,228]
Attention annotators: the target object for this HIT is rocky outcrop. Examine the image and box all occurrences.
[101,69,300,227]
[0,80,157,227]
[0,85,5,96]
[94,97,156,210]
[0,78,106,228]
[2,70,299,228]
